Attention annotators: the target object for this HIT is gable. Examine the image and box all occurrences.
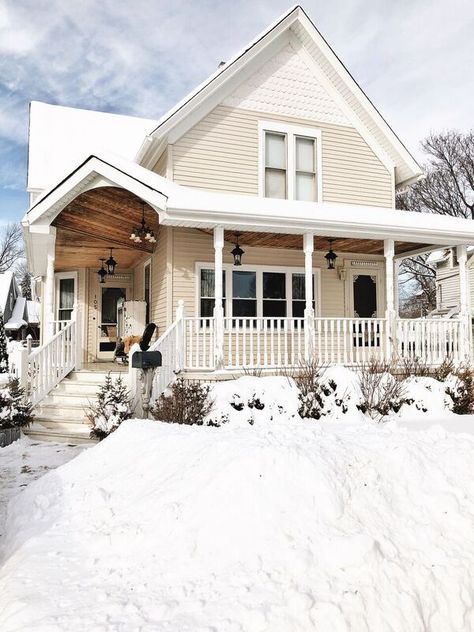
[222,44,350,127]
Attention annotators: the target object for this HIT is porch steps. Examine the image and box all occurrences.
[25,369,126,444]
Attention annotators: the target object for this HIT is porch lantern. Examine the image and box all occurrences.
[325,239,338,270]
[97,259,107,284]
[106,248,117,275]
[130,202,156,244]
[231,233,244,266]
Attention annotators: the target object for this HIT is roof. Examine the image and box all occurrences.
[0,272,15,315]
[28,101,158,192]
[24,153,474,279]
[136,5,422,187]
[5,297,27,331]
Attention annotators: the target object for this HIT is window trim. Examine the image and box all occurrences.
[54,271,78,321]
[196,262,321,319]
[258,120,323,201]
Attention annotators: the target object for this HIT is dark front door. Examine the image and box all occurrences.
[353,274,377,318]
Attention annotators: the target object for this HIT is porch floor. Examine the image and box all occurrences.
[81,362,128,373]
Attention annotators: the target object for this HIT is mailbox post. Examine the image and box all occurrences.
[131,350,162,418]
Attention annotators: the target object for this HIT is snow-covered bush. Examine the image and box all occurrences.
[0,377,33,429]
[446,364,474,414]
[0,309,8,373]
[87,374,133,440]
[398,356,430,379]
[152,378,214,426]
[358,360,406,421]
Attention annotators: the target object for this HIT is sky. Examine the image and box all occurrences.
[1,0,474,224]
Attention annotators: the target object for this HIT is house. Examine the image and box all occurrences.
[429,247,474,317]
[0,272,40,341]
[15,5,474,441]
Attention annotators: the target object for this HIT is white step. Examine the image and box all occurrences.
[42,393,94,407]
[36,403,88,423]
[25,421,96,445]
[66,369,128,383]
[52,381,101,396]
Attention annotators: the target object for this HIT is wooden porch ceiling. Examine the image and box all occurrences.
[53,187,159,270]
[206,230,430,256]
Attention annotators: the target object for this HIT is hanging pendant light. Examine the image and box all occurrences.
[325,238,338,270]
[97,259,107,283]
[231,233,244,266]
[106,248,117,275]
[130,202,156,244]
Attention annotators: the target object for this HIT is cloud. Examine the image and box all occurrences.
[0,0,473,210]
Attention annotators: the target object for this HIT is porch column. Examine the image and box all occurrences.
[303,233,315,362]
[384,239,395,361]
[44,231,56,342]
[71,302,82,371]
[457,245,470,360]
[213,227,225,369]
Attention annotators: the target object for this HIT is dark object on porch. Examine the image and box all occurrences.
[132,350,162,370]
[114,338,126,358]
[140,323,157,351]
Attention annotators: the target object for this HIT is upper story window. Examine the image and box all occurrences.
[259,121,322,202]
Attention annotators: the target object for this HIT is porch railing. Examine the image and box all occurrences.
[396,318,464,365]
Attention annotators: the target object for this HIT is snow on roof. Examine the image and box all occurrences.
[0,272,14,314]
[426,249,449,264]
[28,101,158,192]
[5,297,27,330]
[26,300,40,324]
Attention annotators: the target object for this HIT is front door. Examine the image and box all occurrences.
[97,285,128,360]
[353,274,377,318]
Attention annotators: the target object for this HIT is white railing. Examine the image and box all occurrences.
[52,320,70,335]
[183,317,215,370]
[223,317,304,368]
[28,320,77,405]
[396,318,464,365]
[312,317,387,365]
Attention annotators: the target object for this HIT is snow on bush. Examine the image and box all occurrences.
[1,419,474,631]
[0,378,33,430]
[86,374,132,440]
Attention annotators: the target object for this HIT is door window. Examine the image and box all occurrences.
[100,287,126,352]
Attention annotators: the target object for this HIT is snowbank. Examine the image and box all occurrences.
[1,418,474,631]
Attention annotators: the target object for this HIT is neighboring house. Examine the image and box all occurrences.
[16,5,474,440]
[0,272,40,341]
[429,247,474,317]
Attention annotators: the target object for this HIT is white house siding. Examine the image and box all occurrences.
[168,105,393,208]
[166,227,385,322]
[149,226,170,337]
[436,263,474,311]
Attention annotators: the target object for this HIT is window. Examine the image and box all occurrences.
[291,273,315,317]
[261,122,320,201]
[262,272,286,317]
[144,262,151,324]
[198,265,319,320]
[264,132,287,199]
[200,269,226,317]
[58,278,75,320]
[295,137,316,201]
[232,271,256,317]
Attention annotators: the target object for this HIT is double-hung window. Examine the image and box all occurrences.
[55,274,77,321]
[260,122,321,201]
[200,268,226,318]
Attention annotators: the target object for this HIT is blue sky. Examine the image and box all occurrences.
[1,0,474,224]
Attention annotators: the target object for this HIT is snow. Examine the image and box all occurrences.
[4,297,26,330]
[0,437,87,555]
[1,400,474,630]
[28,101,158,192]
[26,300,40,325]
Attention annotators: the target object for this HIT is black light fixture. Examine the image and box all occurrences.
[106,248,117,275]
[231,233,244,266]
[97,259,107,284]
[130,202,157,244]
[325,238,338,270]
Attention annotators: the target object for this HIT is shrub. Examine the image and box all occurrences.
[446,364,474,414]
[288,360,350,420]
[358,359,406,421]
[87,374,133,440]
[0,378,34,429]
[152,378,214,425]
[432,357,455,382]
[397,356,430,379]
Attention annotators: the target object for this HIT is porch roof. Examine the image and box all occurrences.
[23,152,474,275]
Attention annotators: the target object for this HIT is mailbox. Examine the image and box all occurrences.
[132,351,162,370]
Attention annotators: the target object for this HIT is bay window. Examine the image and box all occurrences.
[260,122,321,201]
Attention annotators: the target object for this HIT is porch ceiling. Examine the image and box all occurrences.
[200,230,430,256]
[52,187,159,270]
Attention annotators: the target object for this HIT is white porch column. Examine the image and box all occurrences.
[303,233,315,362]
[384,239,395,361]
[71,302,83,371]
[44,232,56,342]
[457,245,470,360]
[213,227,225,369]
